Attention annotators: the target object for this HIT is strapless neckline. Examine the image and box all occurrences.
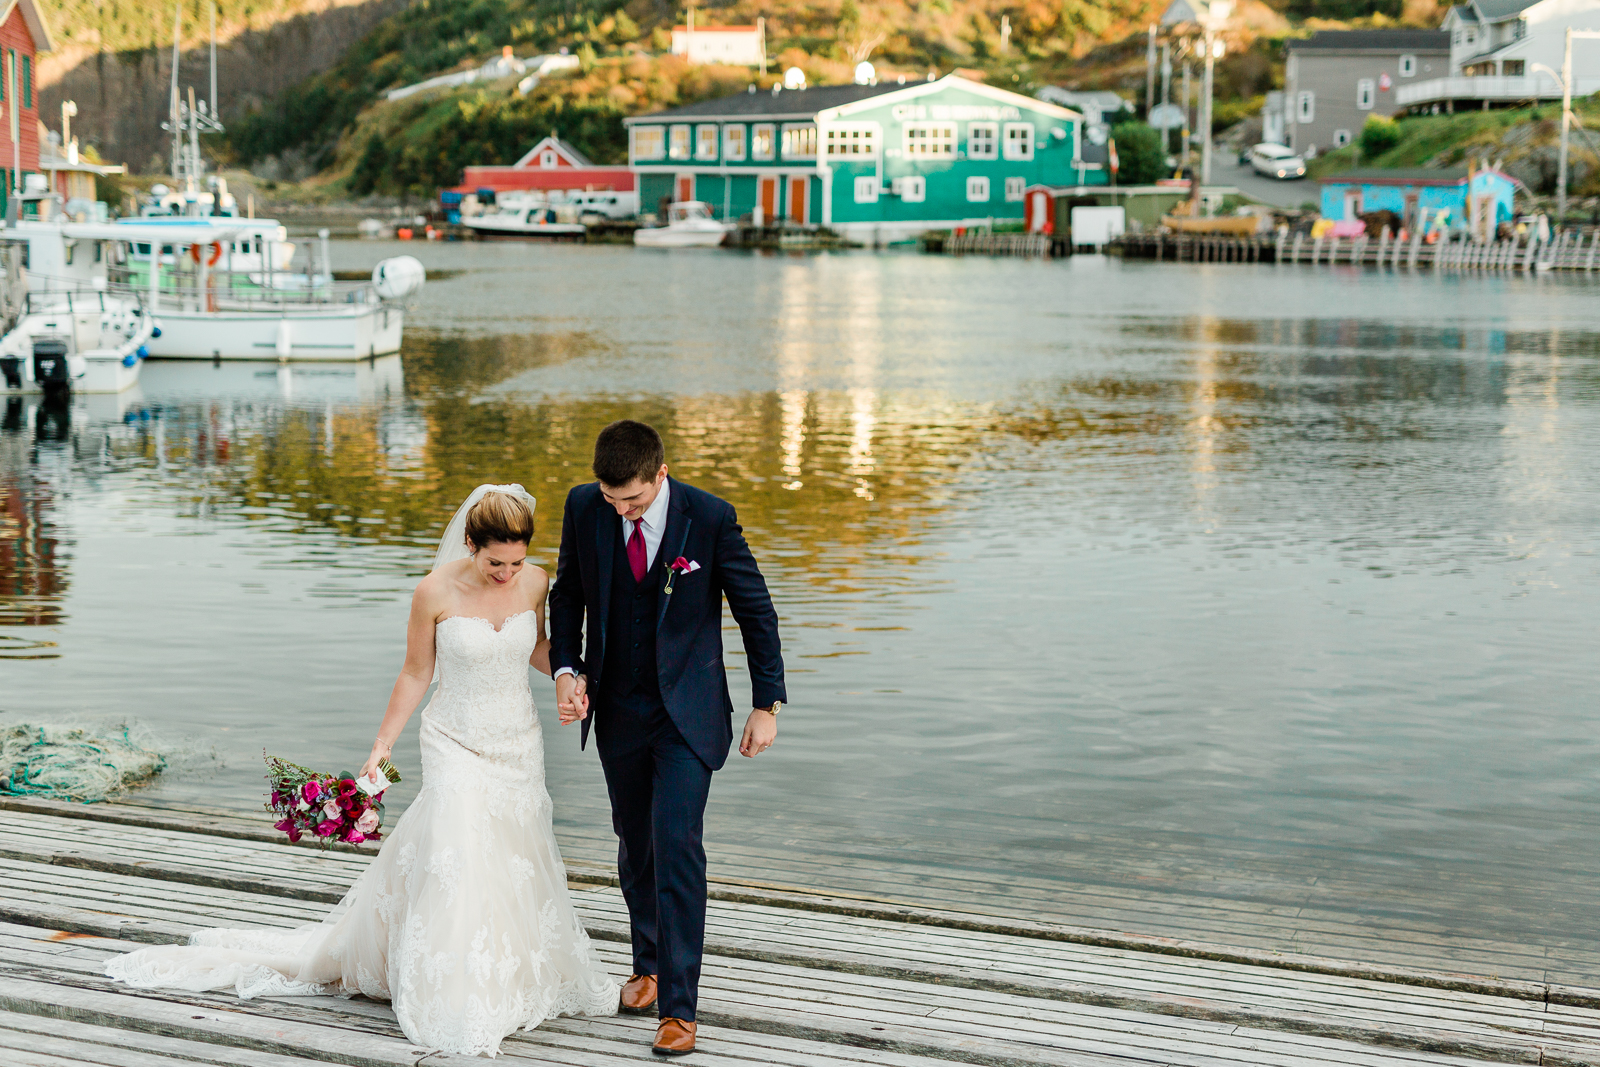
[436,608,535,634]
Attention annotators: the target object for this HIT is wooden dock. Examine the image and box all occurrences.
[1110,229,1600,272]
[2,799,1600,1064]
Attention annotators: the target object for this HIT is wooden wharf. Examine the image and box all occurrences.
[1109,229,1600,273]
[2,799,1600,1065]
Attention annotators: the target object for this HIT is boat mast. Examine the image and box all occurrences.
[169,3,182,181]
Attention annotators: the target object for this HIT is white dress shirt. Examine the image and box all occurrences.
[555,479,671,682]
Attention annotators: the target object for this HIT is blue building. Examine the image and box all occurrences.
[1317,167,1516,235]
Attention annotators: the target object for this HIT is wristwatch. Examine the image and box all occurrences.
[757,701,782,717]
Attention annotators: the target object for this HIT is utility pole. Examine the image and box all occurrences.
[1199,1,1233,187]
[1146,25,1157,117]
[1555,29,1600,222]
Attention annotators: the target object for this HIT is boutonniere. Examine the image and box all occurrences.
[664,557,700,595]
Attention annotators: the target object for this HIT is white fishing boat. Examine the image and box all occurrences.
[463,194,586,239]
[633,202,730,248]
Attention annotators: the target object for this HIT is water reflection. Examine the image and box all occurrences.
[6,250,1600,985]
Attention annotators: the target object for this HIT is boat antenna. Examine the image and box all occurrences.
[210,2,218,119]
[170,1,182,180]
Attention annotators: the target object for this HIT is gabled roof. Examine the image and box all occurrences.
[624,82,905,123]
[0,0,54,52]
[822,74,1081,122]
[1287,29,1451,51]
[1447,3,1480,22]
[512,135,593,168]
[1470,0,1540,20]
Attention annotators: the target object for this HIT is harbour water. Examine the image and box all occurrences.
[4,243,1600,982]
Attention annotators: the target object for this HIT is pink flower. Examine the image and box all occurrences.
[355,808,380,834]
[301,781,322,803]
[314,817,342,838]
[668,557,700,574]
[344,830,366,844]
[322,799,341,820]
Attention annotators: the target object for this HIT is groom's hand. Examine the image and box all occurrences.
[739,709,777,758]
[556,673,589,724]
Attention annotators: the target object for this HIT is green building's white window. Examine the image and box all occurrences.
[669,125,692,160]
[752,124,776,160]
[723,125,747,161]
[966,176,990,202]
[826,125,878,158]
[967,122,998,160]
[1005,176,1026,202]
[695,125,719,160]
[904,123,955,157]
[854,176,879,203]
[633,126,666,160]
[782,125,817,159]
[1003,123,1034,161]
[893,176,925,202]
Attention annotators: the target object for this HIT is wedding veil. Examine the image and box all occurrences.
[428,483,538,681]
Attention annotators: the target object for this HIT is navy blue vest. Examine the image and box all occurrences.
[601,527,662,700]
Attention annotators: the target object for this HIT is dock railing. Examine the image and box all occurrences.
[1107,228,1600,273]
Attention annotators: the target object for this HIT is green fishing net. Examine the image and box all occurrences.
[0,723,168,802]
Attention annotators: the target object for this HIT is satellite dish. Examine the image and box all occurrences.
[1147,103,1186,130]
[1087,124,1109,146]
[854,61,875,85]
[784,67,806,90]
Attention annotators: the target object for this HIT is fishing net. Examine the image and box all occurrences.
[0,722,169,802]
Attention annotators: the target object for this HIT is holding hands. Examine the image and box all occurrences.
[556,672,589,724]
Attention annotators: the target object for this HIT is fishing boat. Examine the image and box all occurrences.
[0,280,153,395]
[463,194,586,240]
[633,202,730,248]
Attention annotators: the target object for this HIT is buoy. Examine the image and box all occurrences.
[275,319,292,360]
[136,345,148,358]
[372,256,426,301]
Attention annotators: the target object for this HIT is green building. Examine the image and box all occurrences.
[623,74,1106,243]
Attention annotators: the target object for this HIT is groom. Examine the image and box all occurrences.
[549,419,786,1056]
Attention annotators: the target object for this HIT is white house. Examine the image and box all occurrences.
[670,23,765,66]
[1398,0,1600,108]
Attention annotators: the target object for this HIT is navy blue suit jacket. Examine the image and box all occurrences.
[548,478,786,771]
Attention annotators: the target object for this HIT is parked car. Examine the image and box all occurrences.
[1248,143,1307,180]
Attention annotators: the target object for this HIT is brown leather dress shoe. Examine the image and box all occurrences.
[652,1018,696,1056]
[620,973,658,1015]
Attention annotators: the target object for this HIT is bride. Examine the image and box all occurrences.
[105,485,621,1057]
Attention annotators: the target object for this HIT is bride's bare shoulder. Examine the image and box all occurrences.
[523,565,551,602]
[412,563,462,612]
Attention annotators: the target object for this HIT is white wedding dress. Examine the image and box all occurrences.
[104,609,620,1057]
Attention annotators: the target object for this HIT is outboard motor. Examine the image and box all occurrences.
[1,354,20,389]
[32,339,71,395]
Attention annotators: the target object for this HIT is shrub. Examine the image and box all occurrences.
[1359,116,1401,160]
[1110,121,1166,186]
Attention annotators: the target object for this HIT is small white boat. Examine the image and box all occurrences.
[0,287,154,395]
[633,202,730,248]
[464,196,586,240]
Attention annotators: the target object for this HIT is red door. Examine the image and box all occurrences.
[758,176,778,225]
[788,177,808,224]
[676,174,694,203]
[1025,190,1053,234]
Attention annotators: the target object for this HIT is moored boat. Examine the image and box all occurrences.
[463,195,586,240]
[633,202,730,248]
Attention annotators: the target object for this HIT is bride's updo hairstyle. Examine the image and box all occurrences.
[465,491,535,550]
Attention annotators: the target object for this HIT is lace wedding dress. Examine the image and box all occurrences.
[104,609,620,1058]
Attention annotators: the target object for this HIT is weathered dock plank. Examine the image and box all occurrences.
[3,810,1600,1066]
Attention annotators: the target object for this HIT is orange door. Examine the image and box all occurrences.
[676,174,695,203]
[788,177,808,224]
[758,176,778,224]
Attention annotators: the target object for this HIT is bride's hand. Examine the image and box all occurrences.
[359,741,391,783]
[556,674,588,724]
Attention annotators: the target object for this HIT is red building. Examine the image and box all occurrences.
[0,0,50,200]
[450,135,634,197]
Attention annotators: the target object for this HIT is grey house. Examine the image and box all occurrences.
[1284,30,1451,156]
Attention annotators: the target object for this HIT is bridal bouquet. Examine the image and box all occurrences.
[264,752,400,847]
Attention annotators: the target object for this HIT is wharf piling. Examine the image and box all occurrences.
[1109,228,1600,272]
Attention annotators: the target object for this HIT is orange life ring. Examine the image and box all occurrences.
[208,242,222,266]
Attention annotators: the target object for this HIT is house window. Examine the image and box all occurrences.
[1399,54,1416,77]
[1465,27,1476,44]
[1333,128,1352,147]
[1002,123,1034,160]
[21,54,30,109]
[903,123,955,157]
[854,176,879,203]
[894,176,926,202]
[825,125,878,158]
[540,151,557,167]
[968,122,998,159]
[1504,59,1525,76]
[695,125,718,160]
[1005,176,1026,202]
[966,176,990,202]
[782,125,817,159]
[669,125,691,160]
[1296,91,1315,123]
[723,125,746,161]
[632,126,665,160]
[752,124,776,161]
[1357,79,1375,110]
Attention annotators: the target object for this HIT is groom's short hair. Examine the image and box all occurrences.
[594,420,665,487]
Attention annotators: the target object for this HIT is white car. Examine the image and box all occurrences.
[1249,143,1307,180]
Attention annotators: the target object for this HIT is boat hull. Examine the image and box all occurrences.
[633,228,729,248]
[463,220,586,240]
[144,304,405,360]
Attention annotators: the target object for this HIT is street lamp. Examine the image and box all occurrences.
[1160,0,1233,188]
[60,100,77,164]
[1534,29,1600,223]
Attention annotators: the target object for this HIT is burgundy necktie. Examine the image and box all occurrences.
[627,520,648,583]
